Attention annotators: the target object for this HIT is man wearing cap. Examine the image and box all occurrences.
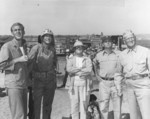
[115,30,150,119]
[67,40,92,119]
[93,36,121,119]
[28,29,57,119]
[0,23,28,119]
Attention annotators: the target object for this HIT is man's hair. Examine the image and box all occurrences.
[10,22,25,32]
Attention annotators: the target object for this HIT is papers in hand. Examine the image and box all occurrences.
[20,47,25,56]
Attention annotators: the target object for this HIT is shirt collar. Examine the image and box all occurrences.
[12,38,26,48]
[102,50,116,55]
[127,45,137,54]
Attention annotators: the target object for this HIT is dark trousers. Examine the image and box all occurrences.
[7,88,27,119]
[34,80,56,119]
[28,87,34,119]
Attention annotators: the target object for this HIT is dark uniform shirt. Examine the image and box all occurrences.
[28,44,57,81]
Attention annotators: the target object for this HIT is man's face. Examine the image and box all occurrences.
[43,34,53,44]
[124,35,136,49]
[11,25,24,40]
[75,46,84,55]
[103,40,112,49]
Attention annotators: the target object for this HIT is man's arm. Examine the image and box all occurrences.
[27,45,39,72]
[76,57,92,76]
[114,55,124,96]
[0,44,28,71]
[66,57,81,75]
[92,54,103,81]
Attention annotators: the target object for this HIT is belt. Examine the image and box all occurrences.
[32,71,55,79]
[125,74,149,80]
[101,77,114,81]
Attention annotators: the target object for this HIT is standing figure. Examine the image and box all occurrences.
[93,36,121,119]
[28,29,57,119]
[0,23,28,119]
[115,30,150,119]
[67,40,92,119]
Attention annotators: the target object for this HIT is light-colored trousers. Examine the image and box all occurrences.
[70,86,90,119]
[33,80,56,119]
[7,88,27,119]
[126,77,150,119]
[99,80,121,119]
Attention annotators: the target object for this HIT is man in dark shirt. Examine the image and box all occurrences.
[0,23,28,119]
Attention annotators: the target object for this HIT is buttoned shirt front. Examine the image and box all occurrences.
[94,50,119,78]
[117,45,150,77]
[0,38,28,89]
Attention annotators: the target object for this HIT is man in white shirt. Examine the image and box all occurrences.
[115,30,150,119]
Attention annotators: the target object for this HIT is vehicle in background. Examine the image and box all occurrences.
[111,35,126,51]
[55,44,66,55]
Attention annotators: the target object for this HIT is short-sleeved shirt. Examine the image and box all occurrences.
[118,45,150,77]
[0,38,28,89]
[94,50,119,78]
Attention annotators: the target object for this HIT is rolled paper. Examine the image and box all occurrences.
[20,47,25,56]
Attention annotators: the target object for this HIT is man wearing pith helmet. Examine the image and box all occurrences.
[28,29,57,119]
[115,30,150,119]
[93,36,121,119]
[67,40,93,119]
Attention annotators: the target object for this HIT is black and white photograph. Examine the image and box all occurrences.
[0,0,150,119]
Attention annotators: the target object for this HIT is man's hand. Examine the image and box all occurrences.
[14,55,28,63]
[70,67,81,74]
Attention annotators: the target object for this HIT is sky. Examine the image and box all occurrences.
[0,0,150,35]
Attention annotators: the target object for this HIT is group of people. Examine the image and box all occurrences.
[60,30,150,119]
[0,22,57,119]
[0,22,150,119]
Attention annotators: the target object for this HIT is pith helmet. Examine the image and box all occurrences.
[73,40,84,47]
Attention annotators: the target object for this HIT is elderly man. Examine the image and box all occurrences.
[0,23,28,119]
[115,30,150,119]
[67,40,92,119]
[93,36,121,119]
